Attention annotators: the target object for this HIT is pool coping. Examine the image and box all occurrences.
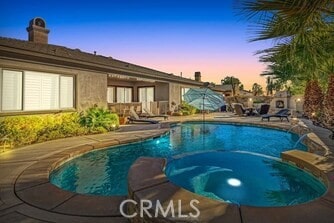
[11,120,334,222]
[127,155,334,223]
[14,128,170,217]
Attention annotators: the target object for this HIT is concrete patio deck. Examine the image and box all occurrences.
[0,113,333,222]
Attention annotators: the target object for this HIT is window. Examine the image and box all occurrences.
[107,87,115,103]
[139,87,154,111]
[181,87,190,101]
[139,87,154,102]
[24,71,59,110]
[116,87,132,103]
[0,69,75,112]
[1,70,23,111]
[60,76,74,108]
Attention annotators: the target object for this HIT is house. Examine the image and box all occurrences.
[0,17,206,117]
[270,90,304,116]
[239,89,253,97]
[214,84,240,97]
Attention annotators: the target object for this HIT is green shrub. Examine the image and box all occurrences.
[0,113,87,147]
[0,107,119,148]
[181,110,190,116]
[172,111,183,116]
[180,102,197,115]
[37,113,87,142]
[79,106,119,132]
[0,115,43,146]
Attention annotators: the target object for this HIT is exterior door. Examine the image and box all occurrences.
[139,87,154,112]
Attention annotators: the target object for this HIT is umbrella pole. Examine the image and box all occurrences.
[202,94,205,148]
[203,95,205,124]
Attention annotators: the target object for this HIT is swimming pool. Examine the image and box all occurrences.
[165,151,326,207]
[50,122,309,196]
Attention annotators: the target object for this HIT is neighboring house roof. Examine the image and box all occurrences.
[239,90,253,95]
[0,37,203,86]
[216,84,233,91]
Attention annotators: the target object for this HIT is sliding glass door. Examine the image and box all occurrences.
[138,87,154,112]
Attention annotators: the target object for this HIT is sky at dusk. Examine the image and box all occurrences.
[0,0,273,90]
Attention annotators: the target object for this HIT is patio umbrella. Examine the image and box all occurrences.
[183,88,225,111]
[183,87,225,142]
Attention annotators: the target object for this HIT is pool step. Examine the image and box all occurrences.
[281,150,334,178]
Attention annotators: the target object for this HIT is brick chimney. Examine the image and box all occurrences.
[194,72,201,82]
[26,17,50,44]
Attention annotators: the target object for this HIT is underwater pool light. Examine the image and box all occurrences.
[227,178,241,187]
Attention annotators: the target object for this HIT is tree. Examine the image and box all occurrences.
[221,76,241,96]
[266,76,275,96]
[252,83,263,96]
[303,79,324,118]
[238,1,334,82]
[239,0,334,119]
[323,74,334,126]
[239,84,244,91]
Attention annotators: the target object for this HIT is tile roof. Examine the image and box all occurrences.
[215,84,233,91]
[0,37,202,85]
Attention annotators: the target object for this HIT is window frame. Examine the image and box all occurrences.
[138,86,155,102]
[1,69,24,112]
[116,86,133,103]
[0,69,76,114]
[23,71,60,111]
[107,86,115,103]
[59,75,75,109]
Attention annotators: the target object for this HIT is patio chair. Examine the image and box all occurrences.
[254,104,270,116]
[141,108,169,120]
[261,109,290,122]
[233,103,250,116]
[227,103,234,112]
[128,108,159,124]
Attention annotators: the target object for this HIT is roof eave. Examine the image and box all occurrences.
[0,45,203,86]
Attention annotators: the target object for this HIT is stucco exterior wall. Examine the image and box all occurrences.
[155,82,169,101]
[76,71,107,111]
[169,83,182,108]
[289,95,304,117]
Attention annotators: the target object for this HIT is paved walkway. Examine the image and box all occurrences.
[0,113,333,222]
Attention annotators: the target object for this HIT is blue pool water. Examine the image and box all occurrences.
[50,123,309,197]
[165,151,326,207]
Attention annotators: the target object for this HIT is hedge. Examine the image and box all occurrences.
[0,108,119,148]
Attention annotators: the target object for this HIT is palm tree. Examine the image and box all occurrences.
[259,44,311,94]
[238,0,334,118]
[221,76,241,96]
[323,74,334,126]
[266,76,275,95]
[241,0,334,80]
[252,83,263,96]
[303,79,324,118]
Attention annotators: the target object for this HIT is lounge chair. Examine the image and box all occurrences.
[140,108,169,120]
[254,104,270,116]
[261,109,290,122]
[233,103,251,116]
[128,108,159,124]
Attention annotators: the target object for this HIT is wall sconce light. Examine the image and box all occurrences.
[249,98,252,101]
[296,98,301,102]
